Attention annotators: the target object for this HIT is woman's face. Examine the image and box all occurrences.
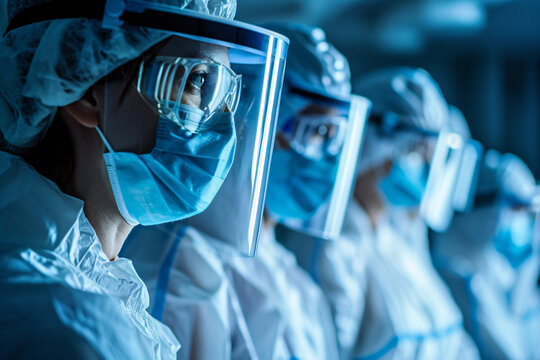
[99,36,230,154]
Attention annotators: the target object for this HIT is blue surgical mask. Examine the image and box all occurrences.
[97,111,236,226]
[266,149,338,221]
[380,155,427,208]
[494,210,534,268]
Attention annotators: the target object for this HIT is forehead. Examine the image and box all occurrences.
[156,36,231,66]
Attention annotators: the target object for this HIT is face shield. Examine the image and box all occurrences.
[532,189,540,255]
[265,88,371,240]
[7,1,288,253]
[420,128,467,232]
[368,113,436,209]
[147,14,289,257]
[452,140,484,213]
[368,109,466,232]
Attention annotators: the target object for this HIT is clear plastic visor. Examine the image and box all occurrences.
[116,5,290,256]
[383,122,467,232]
[452,140,484,213]
[179,37,288,256]
[420,130,467,232]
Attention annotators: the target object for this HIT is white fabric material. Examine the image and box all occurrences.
[123,222,339,359]
[275,223,368,360]
[387,205,430,261]
[121,223,258,360]
[280,199,479,360]
[432,210,540,360]
[0,151,179,359]
[221,224,339,360]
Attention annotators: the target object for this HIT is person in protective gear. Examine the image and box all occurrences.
[0,0,286,358]
[431,149,540,360]
[279,69,480,359]
[122,22,370,359]
[386,105,472,258]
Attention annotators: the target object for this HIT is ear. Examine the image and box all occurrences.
[62,86,102,129]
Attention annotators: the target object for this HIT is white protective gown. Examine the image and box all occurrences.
[123,221,339,360]
[0,152,179,360]
[121,223,258,360]
[278,199,480,360]
[431,210,540,360]
[387,205,431,262]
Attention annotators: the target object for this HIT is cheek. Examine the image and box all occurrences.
[276,132,291,150]
[110,86,159,154]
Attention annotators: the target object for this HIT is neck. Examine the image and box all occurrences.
[83,187,133,261]
[354,170,386,230]
[262,212,276,228]
[65,131,133,261]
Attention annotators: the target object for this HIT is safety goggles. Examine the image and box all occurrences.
[281,114,348,160]
[137,56,242,133]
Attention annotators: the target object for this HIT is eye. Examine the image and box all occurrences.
[186,70,206,92]
[316,124,329,137]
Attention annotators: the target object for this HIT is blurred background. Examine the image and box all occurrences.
[237,0,540,177]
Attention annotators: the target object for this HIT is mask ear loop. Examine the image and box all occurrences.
[95,76,115,154]
[95,128,115,154]
[95,75,139,226]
